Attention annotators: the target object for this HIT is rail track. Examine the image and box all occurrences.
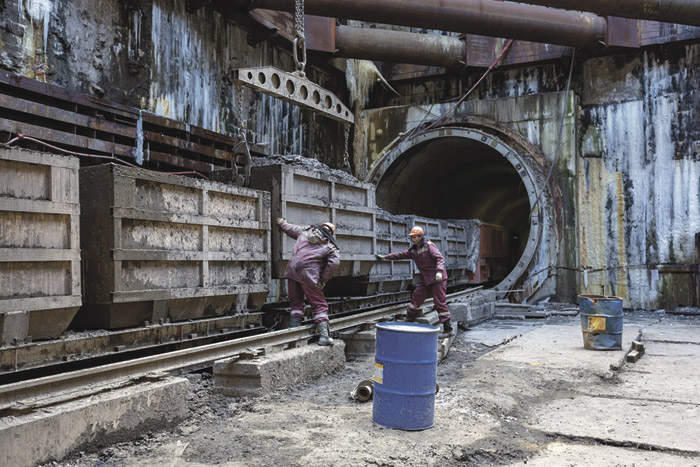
[0,287,482,412]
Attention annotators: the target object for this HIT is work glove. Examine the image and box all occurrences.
[375,254,386,261]
[276,217,286,226]
[435,272,443,283]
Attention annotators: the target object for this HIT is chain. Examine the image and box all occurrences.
[236,83,246,138]
[293,0,307,77]
[294,0,304,37]
[342,123,351,171]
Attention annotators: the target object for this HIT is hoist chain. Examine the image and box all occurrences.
[236,82,247,138]
[343,123,351,171]
[293,0,307,77]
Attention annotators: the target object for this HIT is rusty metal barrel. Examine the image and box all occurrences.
[579,295,624,350]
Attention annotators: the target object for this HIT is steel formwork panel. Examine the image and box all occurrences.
[79,164,270,329]
[251,164,376,280]
[0,147,81,343]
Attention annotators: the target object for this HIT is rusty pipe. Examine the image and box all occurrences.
[335,25,466,67]
[508,0,700,27]
[234,0,607,49]
[353,379,374,402]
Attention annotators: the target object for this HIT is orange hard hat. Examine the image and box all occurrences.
[321,222,336,235]
[409,226,424,237]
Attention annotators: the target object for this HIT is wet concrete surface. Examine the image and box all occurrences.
[49,311,700,466]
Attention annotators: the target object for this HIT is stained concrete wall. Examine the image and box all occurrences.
[578,46,700,309]
[361,41,700,309]
[0,0,348,165]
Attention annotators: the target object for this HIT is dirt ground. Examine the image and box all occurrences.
[44,312,697,467]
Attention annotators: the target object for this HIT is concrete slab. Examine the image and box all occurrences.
[449,299,494,326]
[645,321,700,344]
[506,442,699,467]
[340,330,376,358]
[529,395,700,453]
[585,342,700,403]
[214,341,346,397]
[479,324,632,374]
[0,376,189,467]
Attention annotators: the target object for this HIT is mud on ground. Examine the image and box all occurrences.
[46,316,636,467]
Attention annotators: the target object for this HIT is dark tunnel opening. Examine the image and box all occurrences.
[375,136,532,285]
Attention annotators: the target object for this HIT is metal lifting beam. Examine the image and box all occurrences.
[335,25,466,68]
[232,0,607,49]
[509,0,700,27]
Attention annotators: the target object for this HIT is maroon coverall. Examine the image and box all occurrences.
[280,221,340,323]
[383,239,450,323]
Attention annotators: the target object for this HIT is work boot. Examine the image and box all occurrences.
[317,321,334,346]
[439,319,455,339]
[289,316,303,328]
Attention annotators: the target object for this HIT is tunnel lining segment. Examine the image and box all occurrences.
[368,126,546,293]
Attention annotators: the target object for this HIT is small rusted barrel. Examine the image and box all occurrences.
[579,295,623,350]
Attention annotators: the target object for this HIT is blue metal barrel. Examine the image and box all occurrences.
[579,295,624,350]
[372,322,438,430]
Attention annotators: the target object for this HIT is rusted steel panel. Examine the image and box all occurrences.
[306,15,336,52]
[77,164,271,330]
[0,147,81,344]
[247,10,333,51]
[606,17,641,48]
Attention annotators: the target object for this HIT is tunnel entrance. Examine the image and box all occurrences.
[368,126,548,293]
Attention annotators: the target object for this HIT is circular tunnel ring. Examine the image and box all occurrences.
[368,126,545,293]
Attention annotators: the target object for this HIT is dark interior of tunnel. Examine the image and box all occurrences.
[375,136,532,274]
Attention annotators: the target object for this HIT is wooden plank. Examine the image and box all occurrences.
[148,150,220,172]
[0,70,137,119]
[0,117,135,158]
[0,93,136,139]
[143,129,232,162]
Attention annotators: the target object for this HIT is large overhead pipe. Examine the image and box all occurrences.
[231,0,607,49]
[510,1,700,27]
[335,25,466,67]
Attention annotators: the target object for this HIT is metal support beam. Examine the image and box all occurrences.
[235,66,354,123]
[233,0,607,49]
[509,0,700,27]
[335,25,466,68]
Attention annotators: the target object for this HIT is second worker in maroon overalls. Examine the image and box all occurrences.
[277,217,340,345]
[376,226,454,338]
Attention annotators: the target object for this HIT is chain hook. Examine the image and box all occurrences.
[293,36,307,77]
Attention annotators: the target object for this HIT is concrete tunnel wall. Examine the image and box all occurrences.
[368,125,559,301]
[0,0,349,167]
[360,40,700,309]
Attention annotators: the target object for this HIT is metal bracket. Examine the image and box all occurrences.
[235,66,354,124]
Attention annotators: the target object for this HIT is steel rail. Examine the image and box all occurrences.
[0,287,482,410]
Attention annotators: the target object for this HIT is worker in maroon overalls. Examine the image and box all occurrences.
[277,218,340,345]
[376,226,454,338]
